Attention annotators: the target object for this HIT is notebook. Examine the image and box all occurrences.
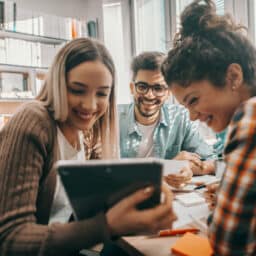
[175,192,205,207]
[171,232,213,256]
[162,160,190,175]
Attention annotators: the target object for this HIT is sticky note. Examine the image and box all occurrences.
[171,232,213,256]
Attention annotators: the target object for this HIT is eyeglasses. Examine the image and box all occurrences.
[134,82,168,97]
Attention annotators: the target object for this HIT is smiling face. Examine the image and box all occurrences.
[64,60,112,133]
[171,80,244,132]
[130,69,170,125]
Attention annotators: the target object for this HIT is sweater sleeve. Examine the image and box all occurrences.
[0,102,109,256]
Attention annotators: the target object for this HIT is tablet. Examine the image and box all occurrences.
[56,158,162,220]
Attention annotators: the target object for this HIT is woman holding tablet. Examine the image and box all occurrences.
[162,0,256,254]
[0,38,176,256]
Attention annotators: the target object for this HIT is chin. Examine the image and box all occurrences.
[75,121,94,131]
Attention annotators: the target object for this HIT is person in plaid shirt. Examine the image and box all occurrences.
[161,0,256,255]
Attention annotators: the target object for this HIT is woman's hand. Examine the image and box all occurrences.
[203,183,219,211]
[164,166,193,188]
[106,185,177,237]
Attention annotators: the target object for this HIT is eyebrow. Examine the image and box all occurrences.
[135,81,167,87]
[70,81,111,89]
[183,92,194,104]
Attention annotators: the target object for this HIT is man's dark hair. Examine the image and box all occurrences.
[131,51,165,81]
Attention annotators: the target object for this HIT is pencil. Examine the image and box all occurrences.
[194,178,221,190]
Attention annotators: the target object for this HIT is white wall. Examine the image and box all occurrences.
[13,0,88,19]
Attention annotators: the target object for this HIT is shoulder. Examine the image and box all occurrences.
[225,97,256,153]
[4,100,56,143]
[163,103,189,122]
[13,100,54,128]
[229,97,256,129]
[163,103,187,114]
[117,103,133,117]
[118,103,132,112]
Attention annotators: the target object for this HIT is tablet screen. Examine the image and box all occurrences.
[56,158,162,220]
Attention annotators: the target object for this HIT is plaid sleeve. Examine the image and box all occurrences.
[208,99,256,255]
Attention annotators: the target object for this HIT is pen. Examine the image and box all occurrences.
[158,228,199,237]
[194,178,221,190]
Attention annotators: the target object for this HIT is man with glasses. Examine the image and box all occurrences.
[118,51,217,175]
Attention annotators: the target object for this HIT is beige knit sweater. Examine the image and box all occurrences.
[0,101,109,256]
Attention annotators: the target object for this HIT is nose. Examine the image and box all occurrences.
[81,94,97,111]
[144,87,155,99]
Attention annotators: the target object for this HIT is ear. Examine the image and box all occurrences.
[225,63,243,91]
[130,82,135,95]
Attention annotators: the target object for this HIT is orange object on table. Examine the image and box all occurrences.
[158,228,199,237]
[171,232,213,256]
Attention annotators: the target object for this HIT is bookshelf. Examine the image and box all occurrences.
[0,29,67,45]
[0,0,88,126]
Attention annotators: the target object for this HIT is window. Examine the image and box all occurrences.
[175,0,224,32]
[215,0,224,15]
[103,0,132,104]
[133,0,167,53]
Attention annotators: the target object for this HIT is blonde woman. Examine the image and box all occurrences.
[0,38,175,256]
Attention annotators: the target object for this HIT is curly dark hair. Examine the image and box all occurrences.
[161,0,256,95]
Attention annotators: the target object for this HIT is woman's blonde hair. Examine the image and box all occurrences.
[36,37,119,159]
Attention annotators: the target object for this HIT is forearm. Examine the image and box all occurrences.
[0,213,109,256]
[45,213,110,255]
[202,160,215,175]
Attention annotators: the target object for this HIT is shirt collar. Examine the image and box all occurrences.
[127,103,168,135]
[159,104,168,127]
[128,103,141,136]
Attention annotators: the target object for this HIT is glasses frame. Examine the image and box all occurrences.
[134,81,168,97]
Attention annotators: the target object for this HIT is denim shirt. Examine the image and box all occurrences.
[118,103,216,159]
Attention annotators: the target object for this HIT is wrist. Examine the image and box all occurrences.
[202,161,215,175]
[106,212,120,240]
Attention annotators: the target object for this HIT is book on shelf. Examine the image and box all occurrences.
[0,72,26,92]
[0,1,4,29]
[1,0,87,40]
[0,113,12,129]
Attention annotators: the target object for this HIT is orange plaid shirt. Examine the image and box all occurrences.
[208,97,256,255]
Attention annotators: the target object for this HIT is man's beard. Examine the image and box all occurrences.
[135,99,161,118]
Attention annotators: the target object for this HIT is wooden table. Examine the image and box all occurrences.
[91,180,212,256]
[124,225,208,255]
[123,196,210,256]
